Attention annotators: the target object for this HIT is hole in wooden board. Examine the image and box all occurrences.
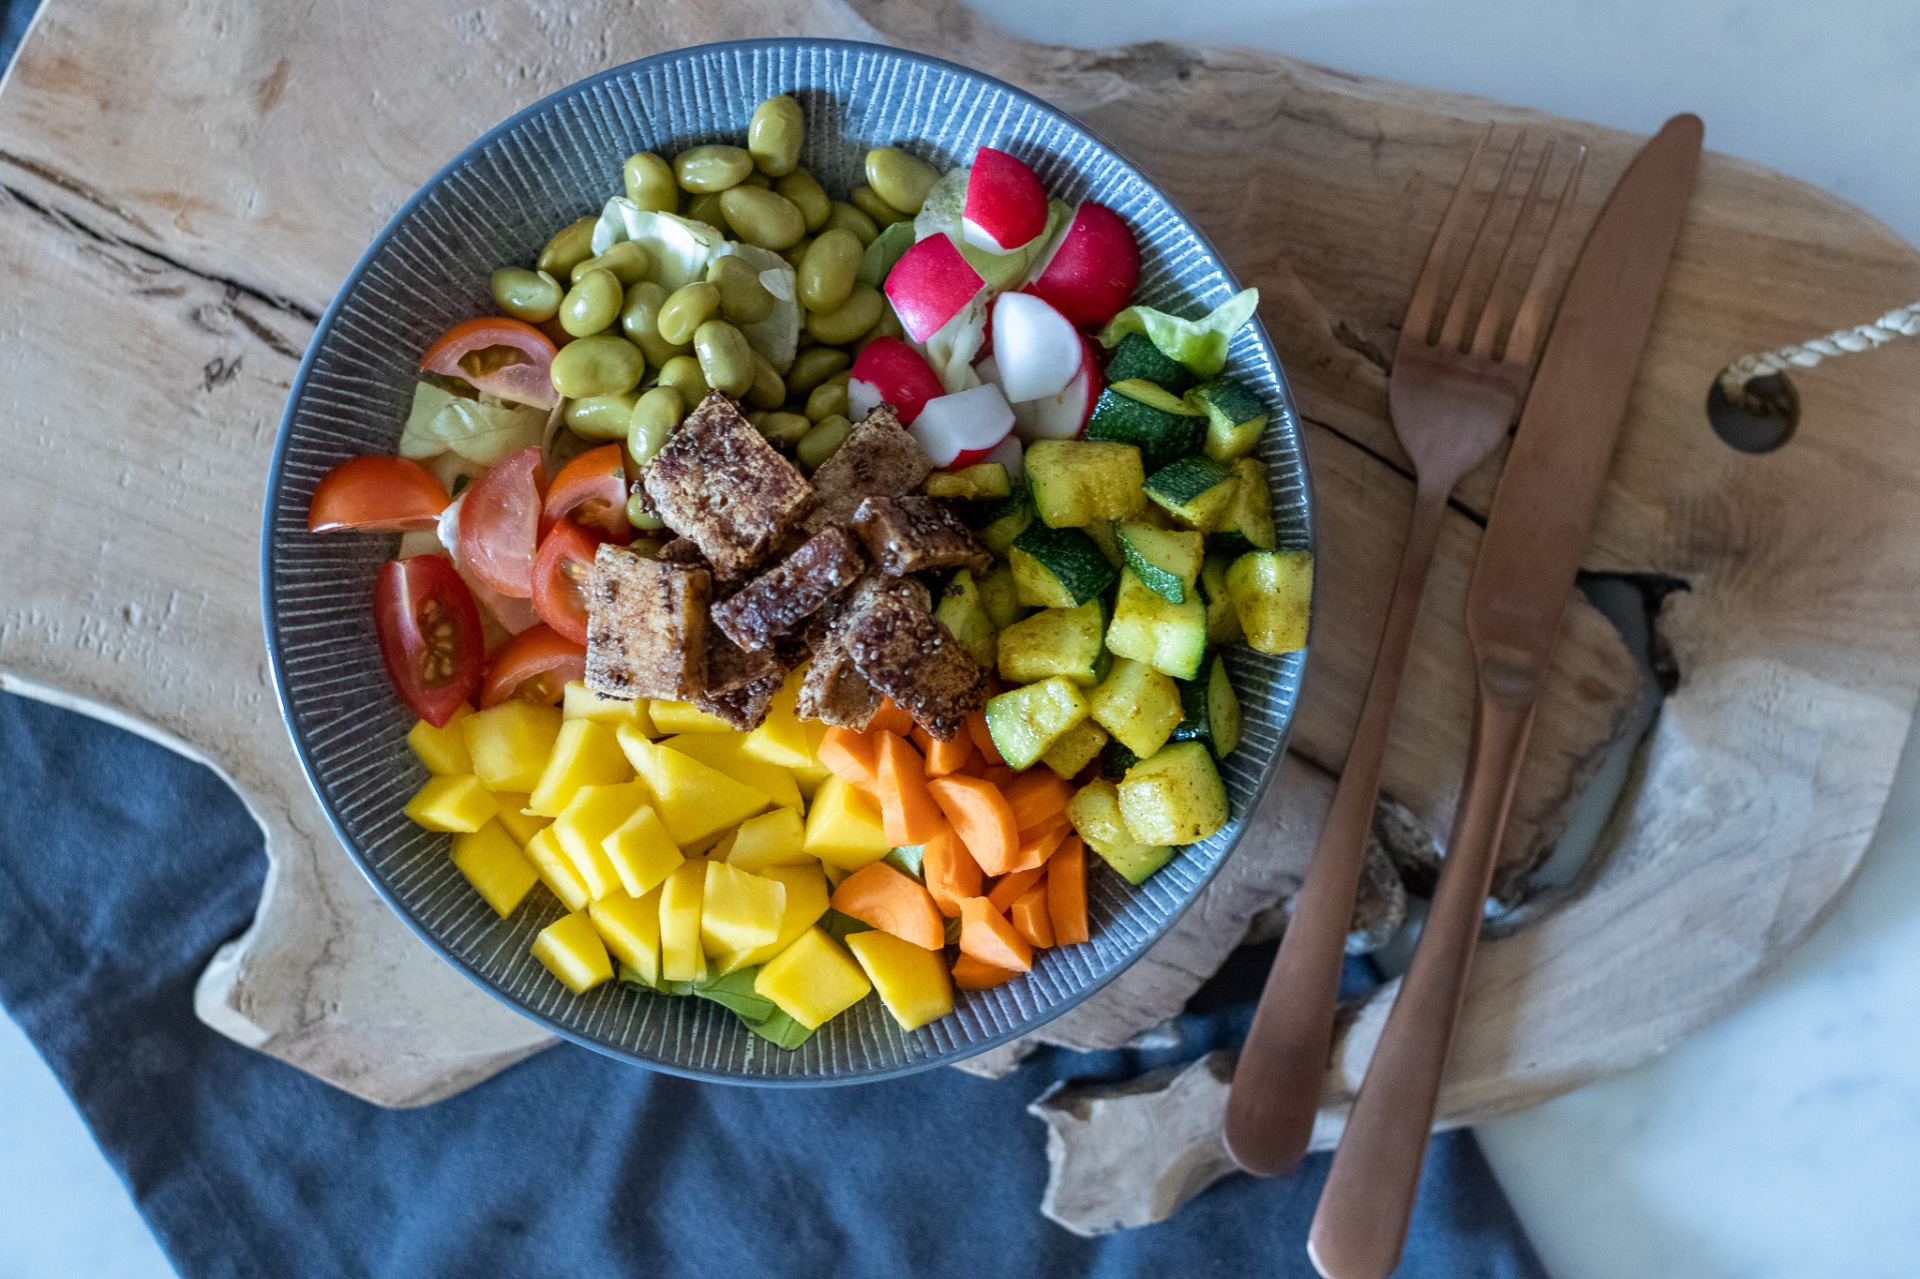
[1707,372,1799,453]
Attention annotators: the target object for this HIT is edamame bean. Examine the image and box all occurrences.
[628,387,683,466]
[718,187,806,251]
[745,352,786,410]
[625,492,667,531]
[682,191,728,230]
[571,240,652,287]
[742,171,772,189]
[824,201,880,246]
[693,320,756,398]
[673,144,754,193]
[798,228,862,314]
[850,184,912,227]
[775,168,831,232]
[550,334,647,398]
[564,392,640,440]
[858,303,907,348]
[863,147,940,216]
[620,282,690,367]
[559,268,624,337]
[780,236,813,271]
[623,152,678,213]
[656,282,720,346]
[804,283,884,346]
[806,380,850,423]
[491,267,563,322]
[537,217,598,277]
[785,346,851,397]
[708,255,776,325]
[756,411,813,446]
[657,355,710,406]
[796,414,853,473]
[747,95,805,177]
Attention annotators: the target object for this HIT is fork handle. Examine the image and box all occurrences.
[1223,485,1450,1176]
[1306,689,1537,1279]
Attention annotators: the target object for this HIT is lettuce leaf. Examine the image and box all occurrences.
[399,381,547,465]
[857,219,917,290]
[744,1008,815,1050]
[693,966,778,1024]
[592,198,727,291]
[1098,287,1261,379]
[920,293,990,395]
[884,845,926,878]
[911,166,1066,291]
[712,242,800,373]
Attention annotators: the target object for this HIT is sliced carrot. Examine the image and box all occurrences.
[951,953,1020,990]
[959,897,1033,972]
[871,730,945,846]
[830,862,945,950]
[1046,836,1089,945]
[870,698,915,737]
[818,726,878,793]
[926,775,1020,876]
[1005,769,1075,834]
[979,765,1017,790]
[965,710,1004,766]
[915,725,974,778]
[1001,815,1070,874]
[1010,879,1056,949]
[986,866,1044,913]
[922,823,983,918]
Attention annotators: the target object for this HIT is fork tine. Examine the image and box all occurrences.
[1469,140,1556,358]
[1400,123,1494,344]
[1502,143,1588,365]
[1436,131,1524,352]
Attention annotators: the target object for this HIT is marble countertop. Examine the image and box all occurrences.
[5,3,1917,1276]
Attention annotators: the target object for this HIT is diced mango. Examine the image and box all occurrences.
[793,720,833,800]
[846,929,954,1031]
[531,911,613,993]
[552,782,650,901]
[603,803,684,897]
[659,860,707,982]
[742,669,814,770]
[404,775,498,833]
[620,732,770,845]
[461,701,563,792]
[526,719,631,817]
[700,861,787,955]
[821,860,849,889]
[489,796,551,847]
[712,863,832,974]
[449,820,541,917]
[662,732,804,812]
[725,807,809,872]
[523,828,591,912]
[589,889,663,984]
[754,927,872,1029]
[407,705,474,775]
[563,680,653,734]
[802,774,892,871]
[648,700,736,734]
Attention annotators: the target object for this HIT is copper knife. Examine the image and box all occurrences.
[1306,114,1704,1279]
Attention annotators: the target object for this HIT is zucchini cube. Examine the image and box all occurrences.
[1089,657,1186,760]
[1227,550,1313,654]
[983,676,1091,771]
[1026,440,1146,528]
[1192,378,1270,461]
[997,600,1106,687]
[1105,569,1209,680]
[1065,778,1174,884]
[1041,719,1110,779]
[1118,742,1230,845]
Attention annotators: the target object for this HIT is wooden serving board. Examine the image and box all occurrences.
[2,0,1916,1166]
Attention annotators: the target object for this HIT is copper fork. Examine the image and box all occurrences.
[1223,128,1586,1176]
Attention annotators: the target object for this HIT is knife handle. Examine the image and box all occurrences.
[1307,690,1537,1279]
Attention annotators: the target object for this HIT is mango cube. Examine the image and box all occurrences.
[461,701,563,793]
[648,700,737,734]
[793,721,833,800]
[660,732,804,813]
[658,860,707,982]
[489,796,551,847]
[754,928,872,1030]
[531,911,614,993]
[563,680,653,734]
[526,719,630,817]
[404,775,498,833]
[802,775,892,871]
[700,861,787,955]
[552,782,649,901]
[846,929,955,1031]
[603,804,684,897]
[522,828,591,912]
[619,731,769,845]
[712,863,831,974]
[407,706,474,775]
[742,670,814,770]
[725,807,809,872]
[589,889,663,984]
[450,820,541,917]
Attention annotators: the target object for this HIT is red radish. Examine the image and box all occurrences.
[909,384,1015,468]
[1030,204,1140,329]
[984,433,1025,480]
[962,148,1049,255]
[990,292,1082,403]
[1012,336,1102,441]
[849,337,946,424]
[883,234,984,343]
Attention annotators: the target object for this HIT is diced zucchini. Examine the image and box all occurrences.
[1083,520,1125,568]
[1116,523,1204,604]
[1210,458,1276,551]
[1026,439,1147,528]
[1105,568,1209,680]
[1227,550,1313,654]
[1086,380,1206,473]
[979,483,1034,555]
[977,559,1025,629]
[1191,378,1270,461]
[1199,553,1243,644]
[1010,524,1117,607]
[1104,330,1195,396]
[924,462,1011,501]
[983,677,1092,771]
[936,570,999,668]
[1172,655,1242,756]
[1144,455,1238,531]
[1089,657,1186,760]
[1118,742,1230,845]
[1100,738,1140,779]
[998,600,1106,687]
[1042,719,1110,779]
[1066,778,1173,884]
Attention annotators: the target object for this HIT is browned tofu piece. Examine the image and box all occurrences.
[584,544,709,701]
[838,575,984,740]
[705,625,782,695]
[794,589,884,730]
[694,672,784,732]
[710,526,866,653]
[643,392,815,577]
[851,496,991,577]
[801,406,933,534]
[655,536,707,567]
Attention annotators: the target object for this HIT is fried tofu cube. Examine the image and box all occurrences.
[642,392,814,578]
[585,544,710,702]
[802,407,933,534]
[531,911,614,994]
[694,672,784,732]
[711,526,867,652]
[851,496,991,577]
[839,578,987,741]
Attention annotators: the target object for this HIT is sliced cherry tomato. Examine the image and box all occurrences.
[419,317,560,411]
[479,624,586,708]
[308,456,451,534]
[531,519,601,645]
[372,555,484,726]
[457,446,546,599]
[542,444,634,545]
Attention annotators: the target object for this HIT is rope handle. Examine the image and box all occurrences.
[1718,299,1920,408]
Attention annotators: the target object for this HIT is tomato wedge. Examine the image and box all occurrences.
[457,446,546,599]
[531,520,602,646]
[308,456,450,533]
[372,555,485,726]
[419,317,560,411]
[479,624,586,708]
[542,444,633,545]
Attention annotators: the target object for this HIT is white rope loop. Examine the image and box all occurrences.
[1718,299,1920,407]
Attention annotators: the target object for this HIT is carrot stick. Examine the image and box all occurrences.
[1005,769,1075,834]
[870,698,915,737]
[872,730,945,846]
[1046,836,1089,945]
[1000,816,1070,874]
[965,710,1004,766]
[926,775,1020,876]
[922,824,983,918]
[951,953,1019,990]
[1009,879,1055,949]
[986,866,1043,913]
[959,897,1032,972]
[915,725,974,778]
[817,727,878,794]
[830,862,945,950]
[979,765,1017,790]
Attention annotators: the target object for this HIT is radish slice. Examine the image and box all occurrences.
[1012,337,1102,442]
[909,384,1016,468]
[984,433,1025,481]
[1029,204,1140,330]
[883,233,984,343]
[848,337,946,424]
[961,148,1050,255]
[991,292,1082,403]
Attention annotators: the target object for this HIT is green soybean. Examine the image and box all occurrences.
[796,414,853,472]
[550,335,647,399]
[673,144,754,193]
[682,190,728,231]
[709,255,776,325]
[620,282,689,367]
[748,95,805,177]
[537,217,598,277]
[657,282,721,346]
[745,352,787,411]
[850,184,912,227]
[780,236,814,271]
[657,354,711,406]
[628,387,683,466]
[623,152,678,213]
[625,492,667,531]
[719,186,806,251]
[825,201,880,246]
[863,147,940,216]
[559,268,624,337]
[806,379,850,423]
[491,267,563,322]
[776,168,831,232]
[858,302,907,349]
[565,392,640,440]
[755,410,813,446]
[798,228,863,314]
[804,283,884,346]
[693,320,756,398]
[572,240,652,287]
[785,346,851,397]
